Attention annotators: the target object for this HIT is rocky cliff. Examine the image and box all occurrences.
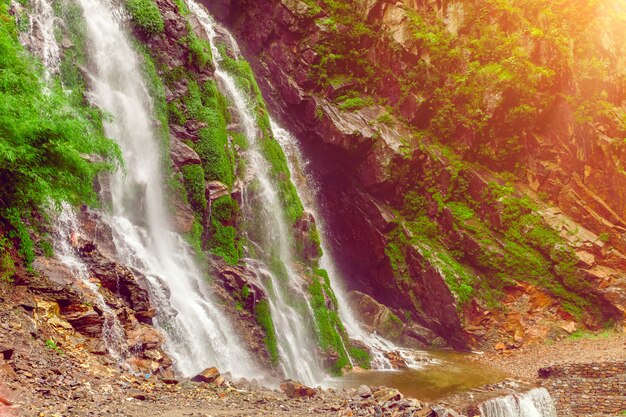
[203,0,626,349]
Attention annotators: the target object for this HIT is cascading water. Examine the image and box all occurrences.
[479,388,558,417]
[23,0,130,366]
[53,205,131,364]
[22,0,60,76]
[271,120,430,370]
[186,0,327,385]
[74,0,257,378]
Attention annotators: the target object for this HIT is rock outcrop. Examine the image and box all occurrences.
[203,0,626,349]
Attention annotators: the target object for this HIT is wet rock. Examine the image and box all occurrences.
[279,380,317,398]
[206,181,230,201]
[191,367,220,384]
[170,137,201,167]
[357,384,372,398]
[384,351,408,369]
[63,306,104,338]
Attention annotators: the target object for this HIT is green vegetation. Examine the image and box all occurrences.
[305,0,622,168]
[181,164,207,212]
[217,44,304,225]
[254,299,279,365]
[45,339,63,354]
[126,0,164,34]
[0,237,15,283]
[568,329,613,341]
[208,196,241,265]
[308,269,351,375]
[0,2,119,264]
[183,79,235,187]
[348,346,372,369]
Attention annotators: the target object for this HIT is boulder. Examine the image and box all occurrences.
[357,384,372,398]
[279,380,317,398]
[169,137,201,167]
[348,291,404,342]
[206,181,230,201]
[384,351,408,369]
[191,367,220,384]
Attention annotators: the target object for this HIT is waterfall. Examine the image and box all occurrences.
[480,388,558,417]
[186,0,326,385]
[23,0,60,77]
[271,121,429,370]
[74,0,257,378]
[53,205,131,364]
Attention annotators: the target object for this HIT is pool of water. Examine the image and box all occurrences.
[336,350,509,402]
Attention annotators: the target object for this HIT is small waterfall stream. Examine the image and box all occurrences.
[187,0,326,385]
[271,121,429,370]
[22,0,60,76]
[480,388,558,417]
[72,0,256,378]
[53,205,131,364]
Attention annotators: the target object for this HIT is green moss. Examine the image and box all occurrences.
[217,45,304,225]
[181,164,207,212]
[185,32,212,70]
[183,79,235,187]
[126,0,164,34]
[348,347,372,369]
[255,299,279,365]
[308,276,350,375]
[0,237,15,283]
[241,284,250,300]
[208,196,240,265]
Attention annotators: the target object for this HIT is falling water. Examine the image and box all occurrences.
[23,0,60,76]
[271,121,430,370]
[75,0,256,378]
[53,205,130,364]
[186,0,326,385]
[480,388,558,417]
[23,0,130,365]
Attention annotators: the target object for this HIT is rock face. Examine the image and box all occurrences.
[279,380,317,398]
[203,0,626,348]
[29,237,174,376]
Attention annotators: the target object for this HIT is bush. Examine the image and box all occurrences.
[0,4,119,261]
[126,0,164,34]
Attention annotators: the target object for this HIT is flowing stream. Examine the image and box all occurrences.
[53,205,131,364]
[186,0,326,385]
[480,388,558,417]
[271,121,430,370]
[71,0,256,378]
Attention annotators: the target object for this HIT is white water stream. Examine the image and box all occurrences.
[71,0,256,378]
[186,0,326,385]
[480,388,558,417]
[271,121,429,370]
[23,0,60,77]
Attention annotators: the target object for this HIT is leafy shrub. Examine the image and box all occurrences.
[126,0,164,34]
[0,4,119,261]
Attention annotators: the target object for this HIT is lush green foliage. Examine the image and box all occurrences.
[126,0,164,34]
[254,299,279,365]
[307,0,622,167]
[183,79,235,187]
[181,164,207,212]
[208,196,241,265]
[308,269,351,375]
[0,3,119,261]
